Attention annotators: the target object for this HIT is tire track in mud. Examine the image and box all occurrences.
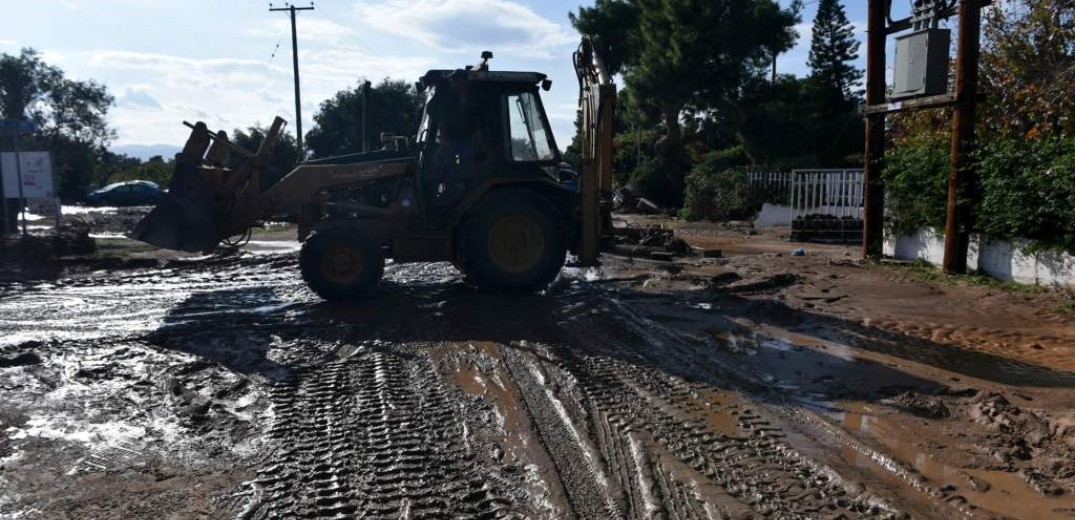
[237,345,514,519]
[508,287,907,519]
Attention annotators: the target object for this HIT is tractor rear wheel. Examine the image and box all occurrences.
[300,225,384,301]
[460,189,566,291]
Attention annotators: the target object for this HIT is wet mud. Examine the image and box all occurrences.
[2,250,1075,518]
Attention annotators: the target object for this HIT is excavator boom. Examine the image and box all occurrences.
[573,37,617,266]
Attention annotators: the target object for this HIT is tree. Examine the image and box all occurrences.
[981,0,1075,139]
[808,0,862,101]
[629,0,798,204]
[568,0,641,76]
[761,0,804,82]
[105,154,174,186]
[0,48,115,200]
[0,48,114,145]
[306,78,423,159]
[232,125,300,188]
[804,0,864,166]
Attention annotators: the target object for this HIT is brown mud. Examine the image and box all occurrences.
[2,225,1075,519]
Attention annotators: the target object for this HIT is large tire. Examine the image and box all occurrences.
[459,189,567,291]
[300,225,384,301]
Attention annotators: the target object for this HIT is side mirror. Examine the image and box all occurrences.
[541,79,553,91]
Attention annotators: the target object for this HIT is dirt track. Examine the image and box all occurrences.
[3,237,1075,519]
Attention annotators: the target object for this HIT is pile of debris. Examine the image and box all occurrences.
[608,224,719,261]
[0,221,97,261]
[613,187,667,215]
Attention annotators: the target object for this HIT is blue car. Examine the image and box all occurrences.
[86,181,164,206]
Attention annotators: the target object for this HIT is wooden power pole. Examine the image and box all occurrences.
[861,0,987,270]
[862,0,888,259]
[943,0,983,274]
[270,2,315,164]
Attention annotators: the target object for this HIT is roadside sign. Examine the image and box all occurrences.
[1,152,54,199]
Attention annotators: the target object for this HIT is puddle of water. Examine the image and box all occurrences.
[90,232,128,239]
[61,205,119,215]
[837,404,1075,519]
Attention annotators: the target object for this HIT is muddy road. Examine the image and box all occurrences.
[2,249,1075,519]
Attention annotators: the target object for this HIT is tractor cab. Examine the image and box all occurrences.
[415,62,563,212]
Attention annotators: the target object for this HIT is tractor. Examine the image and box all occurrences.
[132,38,616,301]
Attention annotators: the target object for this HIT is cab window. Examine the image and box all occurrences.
[506,92,554,162]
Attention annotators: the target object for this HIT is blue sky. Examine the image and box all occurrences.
[0,0,883,154]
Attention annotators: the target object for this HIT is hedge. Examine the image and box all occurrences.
[884,136,1075,253]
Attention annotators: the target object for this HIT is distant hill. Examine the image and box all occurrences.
[111,144,182,161]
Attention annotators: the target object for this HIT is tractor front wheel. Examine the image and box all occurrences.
[300,225,384,301]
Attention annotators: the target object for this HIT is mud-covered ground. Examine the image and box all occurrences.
[2,222,1075,519]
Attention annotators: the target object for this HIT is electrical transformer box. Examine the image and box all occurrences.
[892,28,951,100]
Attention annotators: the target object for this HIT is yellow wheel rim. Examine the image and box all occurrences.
[321,244,364,284]
[487,215,545,274]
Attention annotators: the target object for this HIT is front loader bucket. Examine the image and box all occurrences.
[131,159,219,252]
[131,122,220,252]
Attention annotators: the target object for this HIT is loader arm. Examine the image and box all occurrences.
[132,116,411,252]
[573,37,616,266]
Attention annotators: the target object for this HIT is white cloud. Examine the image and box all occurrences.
[61,1,79,11]
[247,17,357,46]
[354,0,576,59]
[87,48,434,146]
[117,85,162,111]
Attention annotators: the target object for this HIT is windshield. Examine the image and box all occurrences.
[507,91,555,162]
[416,87,436,146]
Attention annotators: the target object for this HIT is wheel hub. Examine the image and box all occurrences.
[487,215,545,273]
[321,244,364,284]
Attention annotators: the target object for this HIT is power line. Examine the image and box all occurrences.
[269,1,315,163]
[270,36,282,61]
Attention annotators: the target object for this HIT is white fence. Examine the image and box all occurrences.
[790,169,865,221]
[748,171,792,200]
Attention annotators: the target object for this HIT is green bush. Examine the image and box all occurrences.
[884,135,1075,253]
[682,148,752,221]
[976,137,1075,252]
[882,136,950,235]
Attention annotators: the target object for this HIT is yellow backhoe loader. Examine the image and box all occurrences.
[132,38,617,301]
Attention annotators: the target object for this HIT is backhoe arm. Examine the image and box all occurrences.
[574,36,616,266]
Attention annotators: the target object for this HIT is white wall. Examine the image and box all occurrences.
[755,203,792,228]
[884,228,1075,287]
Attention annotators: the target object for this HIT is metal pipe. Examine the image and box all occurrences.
[11,127,25,237]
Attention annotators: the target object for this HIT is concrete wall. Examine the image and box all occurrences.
[883,228,1075,287]
[754,203,792,228]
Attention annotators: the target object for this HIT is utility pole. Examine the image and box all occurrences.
[862,0,887,258]
[943,0,983,274]
[269,2,314,164]
[361,80,371,153]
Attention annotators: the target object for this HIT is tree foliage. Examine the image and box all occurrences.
[232,125,300,188]
[568,0,641,76]
[808,0,862,101]
[0,48,115,200]
[981,0,1075,139]
[104,154,174,187]
[570,0,800,206]
[0,48,114,145]
[306,78,423,159]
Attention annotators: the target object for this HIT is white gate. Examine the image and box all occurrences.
[789,169,865,221]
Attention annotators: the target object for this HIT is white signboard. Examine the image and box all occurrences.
[1,152,54,199]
